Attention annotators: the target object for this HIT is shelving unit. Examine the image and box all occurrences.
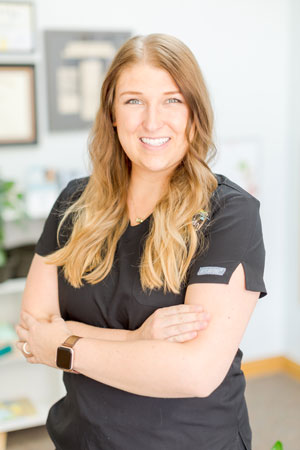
[0,3,66,447]
[0,278,65,449]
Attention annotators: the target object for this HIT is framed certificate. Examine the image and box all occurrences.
[44,30,131,131]
[0,1,35,53]
[0,65,37,145]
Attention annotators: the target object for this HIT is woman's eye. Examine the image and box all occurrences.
[166,98,182,104]
[124,98,182,105]
[126,99,142,105]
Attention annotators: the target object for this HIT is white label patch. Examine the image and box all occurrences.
[197,266,227,276]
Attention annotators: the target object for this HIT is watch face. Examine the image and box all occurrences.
[56,346,73,370]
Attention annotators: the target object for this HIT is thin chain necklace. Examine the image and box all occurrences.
[129,193,152,224]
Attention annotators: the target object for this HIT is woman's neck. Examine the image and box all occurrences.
[128,169,169,204]
[127,170,169,225]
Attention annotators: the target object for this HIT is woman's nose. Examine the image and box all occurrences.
[142,105,164,131]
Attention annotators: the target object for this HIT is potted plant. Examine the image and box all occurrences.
[0,178,25,282]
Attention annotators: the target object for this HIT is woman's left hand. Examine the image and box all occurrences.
[16,312,71,368]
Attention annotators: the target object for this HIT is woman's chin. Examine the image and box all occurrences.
[132,158,182,176]
[135,163,175,176]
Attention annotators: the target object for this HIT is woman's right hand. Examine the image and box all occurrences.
[133,304,210,343]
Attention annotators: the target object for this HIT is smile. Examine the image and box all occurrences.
[140,137,170,147]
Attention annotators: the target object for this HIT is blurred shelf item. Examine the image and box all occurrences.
[0,278,26,295]
[0,397,50,433]
[3,217,45,249]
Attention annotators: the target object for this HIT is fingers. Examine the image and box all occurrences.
[22,342,32,355]
[158,308,210,342]
[25,356,36,364]
[167,331,199,343]
[15,340,33,358]
[15,341,24,352]
[165,317,209,338]
[18,317,29,329]
[15,324,29,342]
[162,311,210,327]
[162,304,204,316]
[20,311,37,328]
[151,305,211,342]
[50,315,63,322]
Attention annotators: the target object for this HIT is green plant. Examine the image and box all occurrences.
[271,441,283,450]
[0,179,24,267]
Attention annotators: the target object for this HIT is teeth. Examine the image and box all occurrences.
[140,137,170,146]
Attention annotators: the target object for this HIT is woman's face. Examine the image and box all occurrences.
[113,63,190,178]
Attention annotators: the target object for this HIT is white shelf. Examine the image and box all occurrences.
[0,273,65,437]
[0,349,23,368]
[0,363,66,434]
[0,278,26,295]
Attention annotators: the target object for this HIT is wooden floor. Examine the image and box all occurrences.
[6,373,300,450]
[245,373,300,450]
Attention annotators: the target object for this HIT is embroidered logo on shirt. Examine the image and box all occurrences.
[197,266,227,276]
[192,210,210,231]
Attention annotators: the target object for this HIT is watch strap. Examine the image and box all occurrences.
[62,335,82,348]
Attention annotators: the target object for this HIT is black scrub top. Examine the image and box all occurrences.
[35,173,267,450]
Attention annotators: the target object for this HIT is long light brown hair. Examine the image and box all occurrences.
[46,33,218,293]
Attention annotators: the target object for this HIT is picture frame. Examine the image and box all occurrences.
[44,30,131,131]
[0,64,37,146]
[0,1,35,53]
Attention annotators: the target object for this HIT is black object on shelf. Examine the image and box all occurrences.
[0,244,35,283]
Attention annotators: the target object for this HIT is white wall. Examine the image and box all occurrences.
[0,0,297,362]
[284,0,300,364]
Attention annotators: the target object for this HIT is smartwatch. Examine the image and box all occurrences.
[56,335,82,372]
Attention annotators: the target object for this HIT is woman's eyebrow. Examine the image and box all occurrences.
[119,90,182,97]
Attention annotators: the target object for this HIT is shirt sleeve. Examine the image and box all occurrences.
[186,188,268,299]
[35,178,87,257]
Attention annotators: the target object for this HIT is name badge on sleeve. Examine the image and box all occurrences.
[197,266,226,276]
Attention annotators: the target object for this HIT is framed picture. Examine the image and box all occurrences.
[44,30,131,131]
[0,1,35,53]
[0,65,37,145]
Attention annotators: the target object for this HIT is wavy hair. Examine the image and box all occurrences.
[46,33,218,293]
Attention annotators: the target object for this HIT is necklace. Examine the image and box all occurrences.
[129,193,151,224]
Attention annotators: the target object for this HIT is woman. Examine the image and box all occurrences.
[16,34,267,450]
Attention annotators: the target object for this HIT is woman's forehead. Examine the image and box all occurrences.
[115,63,179,95]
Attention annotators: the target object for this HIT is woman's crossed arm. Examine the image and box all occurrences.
[16,254,258,398]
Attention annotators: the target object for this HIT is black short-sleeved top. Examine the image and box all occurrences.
[35,173,267,450]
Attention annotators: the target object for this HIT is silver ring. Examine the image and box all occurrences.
[22,341,31,355]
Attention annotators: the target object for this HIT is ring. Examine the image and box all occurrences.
[22,341,32,356]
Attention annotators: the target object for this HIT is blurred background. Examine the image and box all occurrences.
[0,0,299,449]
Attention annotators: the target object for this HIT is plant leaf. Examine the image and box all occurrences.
[271,441,283,450]
[3,200,14,208]
[0,181,14,193]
